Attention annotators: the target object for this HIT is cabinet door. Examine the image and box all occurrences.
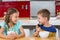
[56,6,60,16]
[0,1,30,18]
[2,0,30,1]
[0,2,4,17]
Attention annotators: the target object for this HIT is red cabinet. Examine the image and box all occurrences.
[56,5,60,12]
[0,1,30,18]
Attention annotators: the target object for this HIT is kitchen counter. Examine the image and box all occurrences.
[0,17,60,29]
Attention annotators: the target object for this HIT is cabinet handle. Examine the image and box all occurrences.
[22,5,24,10]
[25,5,28,10]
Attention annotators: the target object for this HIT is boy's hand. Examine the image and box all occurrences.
[33,31,39,37]
[33,26,40,37]
[33,25,41,37]
[37,27,40,32]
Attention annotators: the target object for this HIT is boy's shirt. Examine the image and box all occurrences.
[38,24,56,32]
[35,24,56,37]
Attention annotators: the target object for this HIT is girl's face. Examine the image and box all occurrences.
[37,14,46,24]
[10,12,19,24]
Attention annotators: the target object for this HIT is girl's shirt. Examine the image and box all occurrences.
[0,20,22,35]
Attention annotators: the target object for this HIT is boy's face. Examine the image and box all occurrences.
[10,12,19,24]
[37,14,46,24]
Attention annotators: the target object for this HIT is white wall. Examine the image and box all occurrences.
[30,1,55,17]
[31,0,54,1]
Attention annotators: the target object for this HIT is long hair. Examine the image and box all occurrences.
[5,8,19,28]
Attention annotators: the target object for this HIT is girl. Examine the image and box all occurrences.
[0,8,25,40]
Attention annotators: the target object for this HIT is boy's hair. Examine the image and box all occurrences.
[37,9,50,21]
[5,8,19,27]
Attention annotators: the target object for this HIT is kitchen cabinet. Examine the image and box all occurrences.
[56,0,60,16]
[2,0,30,1]
[0,1,30,18]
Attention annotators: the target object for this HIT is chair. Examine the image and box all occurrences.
[56,28,59,38]
[24,29,30,37]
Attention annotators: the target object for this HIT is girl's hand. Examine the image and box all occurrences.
[7,32,17,39]
[12,33,18,39]
[9,32,18,39]
[6,34,15,40]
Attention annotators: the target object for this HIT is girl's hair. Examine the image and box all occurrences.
[5,8,19,27]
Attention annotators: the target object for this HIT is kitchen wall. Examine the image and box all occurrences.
[31,0,54,1]
[30,1,55,17]
[0,0,56,18]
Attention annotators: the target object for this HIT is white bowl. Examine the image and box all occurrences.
[39,31,49,38]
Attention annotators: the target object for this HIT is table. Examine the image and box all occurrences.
[0,37,60,40]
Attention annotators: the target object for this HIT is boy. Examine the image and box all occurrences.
[33,9,56,37]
